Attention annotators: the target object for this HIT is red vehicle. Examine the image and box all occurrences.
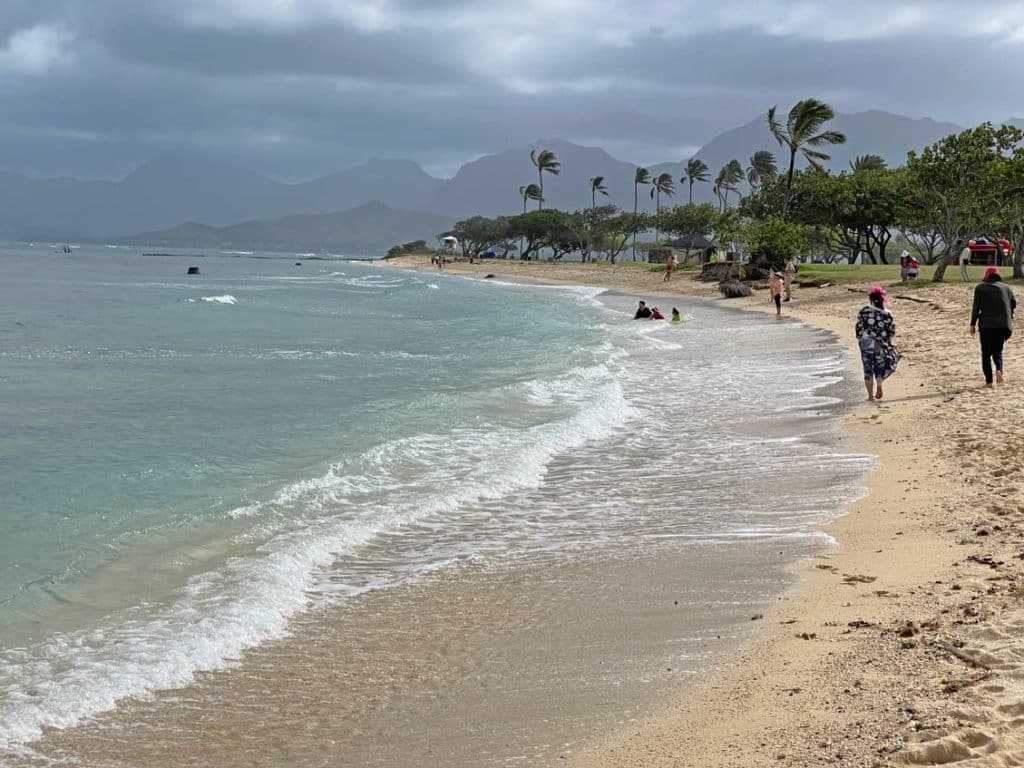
[967,238,1014,266]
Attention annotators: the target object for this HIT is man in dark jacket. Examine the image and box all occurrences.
[970,267,1017,387]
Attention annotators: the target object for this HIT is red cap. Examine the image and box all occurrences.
[984,267,1000,279]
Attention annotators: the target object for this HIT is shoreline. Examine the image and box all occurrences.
[9,256,1023,766]
[386,255,1024,766]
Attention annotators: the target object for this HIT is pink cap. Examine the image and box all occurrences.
[984,267,1000,279]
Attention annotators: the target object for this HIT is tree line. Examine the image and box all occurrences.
[433,99,1024,280]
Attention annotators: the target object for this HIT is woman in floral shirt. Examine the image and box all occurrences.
[855,285,900,401]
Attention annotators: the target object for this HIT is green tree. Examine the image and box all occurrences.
[447,216,514,259]
[507,209,575,261]
[849,154,887,172]
[649,172,676,242]
[746,150,778,191]
[530,149,560,209]
[767,98,847,196]
[590,175,609,210]
[744,216,808,271]
[684,158,710,204]
[654,202,719,262]
[790,168,909,264]
[567,204,617,262]
[904,123,1024,281]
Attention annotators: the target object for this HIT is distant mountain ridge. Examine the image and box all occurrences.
[0,110,995,251]
[121,202,455,254]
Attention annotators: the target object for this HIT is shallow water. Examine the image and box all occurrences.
[0,244,870,750]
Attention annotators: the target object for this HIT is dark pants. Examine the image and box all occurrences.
[980,327,1012,383]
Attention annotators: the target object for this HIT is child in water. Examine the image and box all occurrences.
[671,307,683,323]
[649,307,666,320]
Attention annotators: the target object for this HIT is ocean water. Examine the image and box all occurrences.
[0,243,870,750]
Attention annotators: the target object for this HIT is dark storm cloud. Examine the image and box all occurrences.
[1,0,1022,179]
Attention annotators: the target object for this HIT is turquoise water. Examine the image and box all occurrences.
[0,243,870,747]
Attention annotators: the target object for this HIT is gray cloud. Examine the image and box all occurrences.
[0,0,1021,180]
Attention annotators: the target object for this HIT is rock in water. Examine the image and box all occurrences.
[719,279,752,298]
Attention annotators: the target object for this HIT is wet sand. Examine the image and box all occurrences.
[16,544,819,767]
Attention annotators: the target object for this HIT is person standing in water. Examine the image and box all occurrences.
[671,307,683,324]
[855,285,900,401]
[663,252,676,283]
[970,267,1017,387]
[634,300,653,319]
[768,272,784,316]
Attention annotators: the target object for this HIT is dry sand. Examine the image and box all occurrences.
[393,255,1024,767]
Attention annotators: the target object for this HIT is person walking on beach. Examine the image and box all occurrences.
[768,272,784,316]
[959,243,972,283]
[663,253,676,283]
[855,285,900,401]
[783,257,797,301]
[970,267,1017,387]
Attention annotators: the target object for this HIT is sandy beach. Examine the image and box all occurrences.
[9,254,1023,768]
[387,255,1024,767]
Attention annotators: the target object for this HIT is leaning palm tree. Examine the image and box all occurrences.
[768,98,847,191]
[715,160,744,210]
[590,175,609,210]
[518,184,542,258]
[746,150,778,191]
[684,158,710,204]
[649,172,675,242]
[519,183,542,214]
[632,167,651,259]
[530,149,560,209]
[849,153,887,172]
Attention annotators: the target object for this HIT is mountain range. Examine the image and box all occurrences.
[0,110,1010,253]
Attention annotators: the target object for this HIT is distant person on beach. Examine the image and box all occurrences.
[664,253,676,283]
[671,307,683,324]
[768,272,784,316]
[960,244,973,283]
[783,257,797,301]
[634,300,653,319]
[649,307,666,320]
[970,267,1017,387]
[905,256,920,280]
[855,285,900,401]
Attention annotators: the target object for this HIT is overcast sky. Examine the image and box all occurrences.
[2,0,1023,181]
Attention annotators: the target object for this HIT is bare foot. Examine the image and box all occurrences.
[986,382,995,389]
[996,370,1004,384]
[875,384,884,400]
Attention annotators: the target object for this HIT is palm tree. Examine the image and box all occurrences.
[767,98,847,192]
[632,167,651,259]
[518,184,542,258]
[714,160,744,211]
[649,173,675,242]
[684,158,710,204]
[530,149,560,209]
[519,183,542,214]
[849,153,887,172]
[746,150,778,191]
[590,176,608,210]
